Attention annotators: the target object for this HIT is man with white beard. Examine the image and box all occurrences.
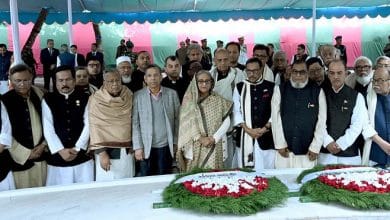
[271,60,326,168]
[345,56,373,156]
[345,56,373,99]
[116,56,138,93]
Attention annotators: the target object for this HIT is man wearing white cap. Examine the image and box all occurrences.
[116,56,138,93]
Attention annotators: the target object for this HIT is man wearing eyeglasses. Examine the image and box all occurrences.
[345,56,374,157]
[2,64,47,189]
[86,57,103,89]
[362,67,390,167]
[375,56,390,71]
[89,69,134,181]
[306,57,332,90]
[233,58,275,170]
[346,56,373,99]
[271,60,326,168]
[319,60,367,165]
[252,44,274,83]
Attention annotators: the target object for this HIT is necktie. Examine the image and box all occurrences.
[49,48,52,55]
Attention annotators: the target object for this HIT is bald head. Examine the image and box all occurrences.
[320,45,337,67]
[214,48,229,73]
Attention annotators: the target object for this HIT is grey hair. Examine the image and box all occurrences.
[375,56,390,65]
[103,68,120,80]
[273,51,287,61]
[186,44,203,55]
[354,56,372,68]
[320,44,337,55]
[214,48,228,56]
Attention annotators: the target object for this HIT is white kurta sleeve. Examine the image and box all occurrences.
[42,99,65,154]
[271,86,288,149]
[0,102,12,147]
[212,117,230,143]
[75,104,90,151]
[323,130,335,148]
[56,56,61,67]
[335,93,365,150]
[362,124,377,140]
[232,87,244,126]
[361,103,377,140]
[308,89,327,153]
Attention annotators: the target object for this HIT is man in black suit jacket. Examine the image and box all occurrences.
[86,43,104,67]
[70,45,86,67]
[40,39,59,90]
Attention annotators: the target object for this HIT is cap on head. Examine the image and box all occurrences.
[116,56,131,66]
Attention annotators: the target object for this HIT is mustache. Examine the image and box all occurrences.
[61,86,70,89]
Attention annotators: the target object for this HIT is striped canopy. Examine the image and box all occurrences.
[0,0,390,24]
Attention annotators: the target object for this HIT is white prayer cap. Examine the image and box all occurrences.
[116,56,131,66]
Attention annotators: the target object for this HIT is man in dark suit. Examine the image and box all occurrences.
[40,39,59,90]
[86,43,104,67]
[70,45,86,67]
[334,36,347,66]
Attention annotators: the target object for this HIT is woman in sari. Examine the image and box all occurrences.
[177,70,232,171]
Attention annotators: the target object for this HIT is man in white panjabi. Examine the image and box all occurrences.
[43,66,93,185]
[2,64,48,189]
[272,61,326,168]
[252,44,275,83]
[0,93,13,191]
[233,58,276,170]
[210,48,246,168]
[319,60,367,165]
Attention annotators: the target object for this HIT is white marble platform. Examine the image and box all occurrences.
[0,168,389,220]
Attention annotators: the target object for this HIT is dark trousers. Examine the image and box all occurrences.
[43,67,55,91]
[139,146,172,177]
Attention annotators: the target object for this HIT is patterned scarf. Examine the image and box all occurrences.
[177,77,232,171]
[239,78,264,167]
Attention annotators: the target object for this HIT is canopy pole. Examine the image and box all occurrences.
[67,0,74,45]
[10,0,22,64]
[311,0,317,56]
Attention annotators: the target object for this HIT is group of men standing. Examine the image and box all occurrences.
[1,35,390,191]
[40,39,104,91]
[234,48,390,171]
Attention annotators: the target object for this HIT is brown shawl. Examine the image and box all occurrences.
[89,85,133,150]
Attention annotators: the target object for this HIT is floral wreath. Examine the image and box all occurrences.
[163,168,288,215]
[297,165,390,210]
